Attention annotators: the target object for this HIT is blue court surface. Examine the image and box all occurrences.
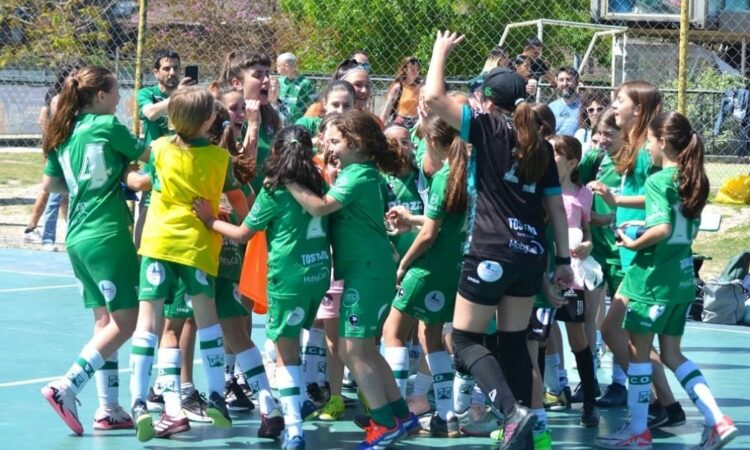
[1,248,748,450]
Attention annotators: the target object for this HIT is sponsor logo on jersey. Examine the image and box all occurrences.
[303,267,330,285]
[508,217,538,237]
[146,262,166,286]
[508,239,544,255]
[466,276,480,284]
[477,260,503,282]
[195,269,209,286]
[342,288,360,307]
[424,291,445,312]
[396,287,406,298]
[347,314,360,329]
[98,280,117,303]
[286,307,305,326]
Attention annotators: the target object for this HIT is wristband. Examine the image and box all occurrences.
[555,256,571,266]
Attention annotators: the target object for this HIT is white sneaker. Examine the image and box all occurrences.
[93,405,134,430]
[42,243,58,252]
[596,423,653,449]
[41,381,83,435]
[692,416,738,450]
[23,228,42,244]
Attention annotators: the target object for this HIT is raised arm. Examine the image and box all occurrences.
[423,30,466,131]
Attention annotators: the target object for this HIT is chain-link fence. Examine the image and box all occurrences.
[1,0,749,246]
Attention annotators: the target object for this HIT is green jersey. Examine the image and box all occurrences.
[242,123,273,194]
[137,84,172,205]
[619,167,698,305]
[44,114,143,246]
[279,75,315,123]
[578,149,620,265]
[218,212,243,281]
[295,116,322,138]
[408,164,466,280]
[381,169,423,258]
[411,127,427,167]
[617,148,656,268]
[328,162,397,279]
[245,186,331,297]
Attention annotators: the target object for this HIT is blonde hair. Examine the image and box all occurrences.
[168,86,215,146]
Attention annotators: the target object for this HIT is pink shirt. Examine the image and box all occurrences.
[563,186,593,290]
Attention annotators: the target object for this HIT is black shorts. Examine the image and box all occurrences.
[554,289,586,323]
[528,307,554,341]
[457,255,543,306]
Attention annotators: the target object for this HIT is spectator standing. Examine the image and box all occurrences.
[518,37,554,85]
[276,52,316,124]
[549,67,582,136]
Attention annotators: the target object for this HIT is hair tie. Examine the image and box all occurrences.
[515,98,526,106]
[222,120,231,129]
[288,138,300,145]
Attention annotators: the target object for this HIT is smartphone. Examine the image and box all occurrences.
[184,65,198,84]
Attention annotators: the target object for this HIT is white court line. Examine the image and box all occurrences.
[0,284,78,293]
[0,269,76,278]
[689,325,750,335]
[0,359,203,389]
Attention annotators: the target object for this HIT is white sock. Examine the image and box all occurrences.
[95,351,119,408]
[675,360,723,427]
[277,365,304,438]
[544,354,561,394]
[130,331,157,405]
[158,347,182,416]
[225,353,237,382]
[181,382,195,399]
[427,351,454,420]
[627,362,652,434]
[63,346,104,395]
[384,346,410,398]
[196,324,225,397]
[408,343,422,375]
[453,371,474,413]
[412,371,432,397]
[301,328,327,387]
[237,346,275,414]
[613,362,627,386]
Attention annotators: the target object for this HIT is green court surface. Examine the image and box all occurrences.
[0,248,748,449]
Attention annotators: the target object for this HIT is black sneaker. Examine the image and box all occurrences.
[664,402,686,427]
[500,406,536,450]
[206,391,232,428]
[580,404,600,428]
[225,378,254,412]
[307,383,327,409]
[648,402,668,429]
[146,387,164,412]
[182,390,211,423]
[595,382,627,408]
[426,412,459,438]
[570,381,601,404]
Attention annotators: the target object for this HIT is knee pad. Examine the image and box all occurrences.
[452,328,491,374]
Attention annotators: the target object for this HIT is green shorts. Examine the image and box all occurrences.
[340,277,396,338]
[139,256,215,301]
[596,258,624,297]
[623,300,690,336]
[68,233,139,312]
[216,278,249,320]
[266,292,324,342]
[163,281,193,319]
[392,271,456,325]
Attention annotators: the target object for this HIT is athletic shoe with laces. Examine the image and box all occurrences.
[533,429,553,450]
[146,386,164,412]
[41,381,83,435]
[181,390,211,423]
[570,381,601,404]
[318,394,345,421]
[154,412,190,438]
[500,405,537,450]
[258,407,285,439]
[282,432,306,450]
[307,383,328,409]
[424,411,459,437]
[692,416,738,450]
[400,412,422,435]
[596,423,653,449]
[581,404,601,428]
[406,394,431,416]
[356,419,406,450]
[93,405,134,430]
[23,227,42,244]
[649,401,686,429]
[131,399,155,442]
[206,391,232,428]
[596,382,627,408]
[543,387,571,411]
[457,404,501,437]
[301,399,319,421]
[225,377,254,412]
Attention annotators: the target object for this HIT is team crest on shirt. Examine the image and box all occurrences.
[477,260,503,282]
[195,270,209,286]
[286,307,305,326]
[424,291,445,312]
[347,314,360,329]
[146,262,166,286]
[396,287,406,298]
[98,280,117,303]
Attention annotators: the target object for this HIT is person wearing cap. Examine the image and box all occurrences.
[518,37,554,85]
[548,67,582,136]
[423,30,574,450]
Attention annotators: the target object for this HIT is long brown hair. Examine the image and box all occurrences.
[512,101,549,183]
[264,126,325,196]
[613,81,662,174]
[530,103,556,139]
[42,66,116,154]
[648,112,709,219]
[327,110,409,175]
[549,135,582,186]
[423,115,468,213]
[208,102,255,185]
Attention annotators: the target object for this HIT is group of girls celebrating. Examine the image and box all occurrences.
[38,28,737,450]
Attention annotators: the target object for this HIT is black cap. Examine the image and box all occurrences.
[481,67,527,111]
[467,74,485,93]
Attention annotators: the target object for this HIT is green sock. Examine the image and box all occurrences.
[370,404,396,428]
[390,398,410,420]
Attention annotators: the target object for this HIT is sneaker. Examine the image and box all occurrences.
[533,429,553,450]
[258,407,285,439]
[282,432,306,450]
[225,377,254,412]
[501,406,537,450]
[356,420,406,450]
[596,423,652,449]
[400,412,423,435]
[426,412,459,438]
[692,416,738,450]
[318,395,345,421]
[458,404,501,437]
[647,402,668,429]
[181,390,211,423]
[132,399,155,442]
[664,402,687,428]
[206,391,232,428]
[146,387,165,412]
[42,243,58,252]
[543,387,570,411]
[301,399,319,421]
[406,394,431,417]
[93,405,134,430]
[596,382,627,408]
[570,381,601,404]
[307,383,328,409]
[354,413,371,430]
[23,227,42,244]
[41,382,83,435]
[154,412,190,438]
[581,404,601,428]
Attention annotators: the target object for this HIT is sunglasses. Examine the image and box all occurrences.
[587,106,604,113]
[408,58,421,66]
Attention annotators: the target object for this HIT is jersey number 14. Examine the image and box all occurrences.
[60,143,109,195]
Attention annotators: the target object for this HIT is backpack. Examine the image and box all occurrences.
[701,251,750,325]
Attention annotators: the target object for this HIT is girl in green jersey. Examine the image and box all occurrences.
[597,112,737,450]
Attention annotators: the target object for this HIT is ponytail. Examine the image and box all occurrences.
[444,134,468,213]
[513,102,548,183]
[677,132,709,219]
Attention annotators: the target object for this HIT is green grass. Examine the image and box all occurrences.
[0,152,45,186]
[693,223,750,279]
